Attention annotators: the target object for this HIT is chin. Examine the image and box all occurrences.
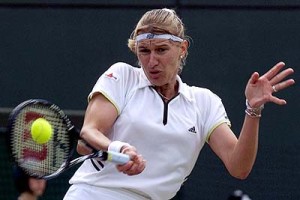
[34,190,45,196]
[149,79,165,87]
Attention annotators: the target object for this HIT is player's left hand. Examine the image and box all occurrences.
[116,145,146,176]
[245,61,295,108]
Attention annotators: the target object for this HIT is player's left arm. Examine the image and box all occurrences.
[209,62,295,179]
[208,122,258,180]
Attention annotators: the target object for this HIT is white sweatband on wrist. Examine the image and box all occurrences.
[108,141,130,153]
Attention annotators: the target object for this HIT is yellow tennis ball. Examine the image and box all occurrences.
[31,118,53,144]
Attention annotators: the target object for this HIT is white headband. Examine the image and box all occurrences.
[135,33,183,43]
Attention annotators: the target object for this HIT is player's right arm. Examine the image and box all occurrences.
[77,92,146,175]
[78,92,117,152]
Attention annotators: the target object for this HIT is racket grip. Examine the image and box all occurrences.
[107,151,130,164]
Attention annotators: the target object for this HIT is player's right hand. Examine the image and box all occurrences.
[116,145,146,176]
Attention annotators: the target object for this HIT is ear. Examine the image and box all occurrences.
[180,40,189,57]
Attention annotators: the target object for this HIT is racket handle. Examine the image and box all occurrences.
[106,151,130,164]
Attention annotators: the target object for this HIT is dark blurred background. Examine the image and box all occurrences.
[0,1,299,199]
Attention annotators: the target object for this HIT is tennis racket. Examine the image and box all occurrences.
[7,99,130,180]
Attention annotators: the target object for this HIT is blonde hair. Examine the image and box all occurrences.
[128,8,190,71]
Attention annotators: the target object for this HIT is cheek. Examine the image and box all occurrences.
[137,54,145,66]
[137,56,146,66]
[164,54,180,70]
[165,48,181,63]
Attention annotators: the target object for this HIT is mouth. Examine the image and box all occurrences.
[149,70,161,79]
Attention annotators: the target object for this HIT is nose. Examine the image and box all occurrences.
[148,52,158,68]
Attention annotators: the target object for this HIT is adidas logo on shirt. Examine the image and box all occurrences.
[188,126,196,133]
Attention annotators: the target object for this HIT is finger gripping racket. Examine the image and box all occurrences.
[7,99,130,180]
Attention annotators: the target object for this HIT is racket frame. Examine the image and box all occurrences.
[7,99,129,179]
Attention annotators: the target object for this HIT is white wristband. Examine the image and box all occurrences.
[108,141,130,153]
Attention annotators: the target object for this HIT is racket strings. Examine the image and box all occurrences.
[11,104,72,177]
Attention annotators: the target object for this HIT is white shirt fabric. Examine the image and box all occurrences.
[66,62,231,200]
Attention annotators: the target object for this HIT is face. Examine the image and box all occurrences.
[136,39,187,87]
[29,178,47,196]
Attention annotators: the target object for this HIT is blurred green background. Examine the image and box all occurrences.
[1,1,299,199]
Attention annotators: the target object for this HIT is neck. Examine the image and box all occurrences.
[154,81,179,101]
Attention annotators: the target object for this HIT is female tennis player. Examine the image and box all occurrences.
[63,8,295,200]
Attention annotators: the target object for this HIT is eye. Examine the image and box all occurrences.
[156,48,168,54]
[138,47,151,54]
